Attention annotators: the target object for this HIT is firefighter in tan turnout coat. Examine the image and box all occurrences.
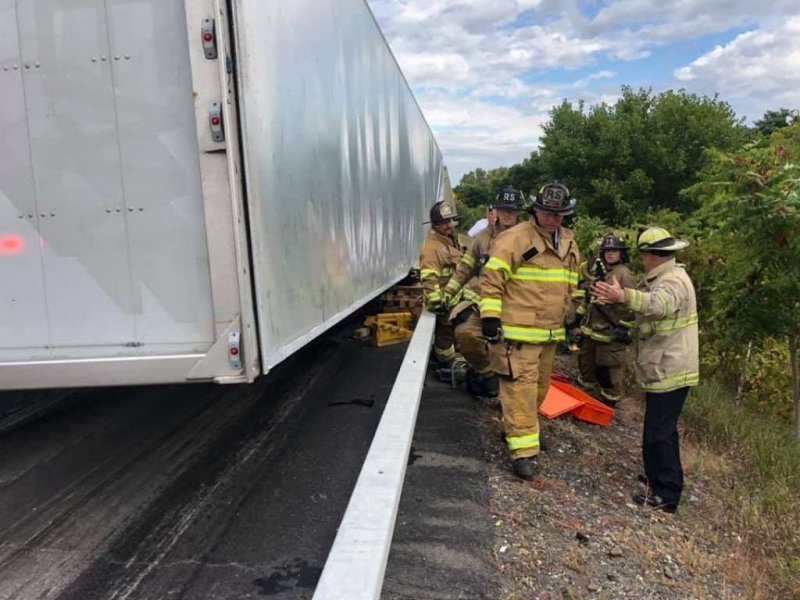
[419,201,463,365]
[574,233,637,404]
[479,182,580,479]
[592,227,699,513]
[443,186,524,398]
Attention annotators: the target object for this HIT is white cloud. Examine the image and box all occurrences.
[573,70,616,88]
[367,0,799,182]
[590,0,797,38]
[674,17,800,120]
[415,90,549,179]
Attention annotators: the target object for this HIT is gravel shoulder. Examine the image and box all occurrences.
[389,351,770,599]
[481,354,753,600]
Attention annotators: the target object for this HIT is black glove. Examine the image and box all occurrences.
[611,326,632,345]
[431,302,449,316]
[482,318,502,343]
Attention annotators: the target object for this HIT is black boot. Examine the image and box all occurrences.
[512,457,536,480]
[482,374,499,398]
[466,369,498,399]
[632,491,678,513]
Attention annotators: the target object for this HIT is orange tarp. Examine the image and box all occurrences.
[539,379,615,426]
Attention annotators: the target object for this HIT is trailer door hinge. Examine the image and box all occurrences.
[209,101,224,142]
[227,331,242,370]
[201,18,218,59]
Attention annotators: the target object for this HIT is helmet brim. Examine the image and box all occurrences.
[427,216,460,224]
[531,197,576,215]
[640,239,689,252]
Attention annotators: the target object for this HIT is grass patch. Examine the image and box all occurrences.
[683,380,800,599]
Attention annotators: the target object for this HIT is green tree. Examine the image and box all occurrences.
[538,87,748,224]
[454,167,509,208]
[690,123,800,438]
[506,151,544,199]
[754,108,796,137]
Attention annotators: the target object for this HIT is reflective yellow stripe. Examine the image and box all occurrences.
[462,288,480,303]
[442,267,453,277]
[502,325,565,343]
[477,365,494,376]
[485,257,512,279]
[434,344,456,359]
[627,289,645,311]
[460,253,476,268]
[425,291,442,303]
[571,289,586,299]
[619,319,635,329]
[641,371,700,391]
[510,266,578,285]
[600,389,621,402]
[576,305,587,316]
[480,298,502,314]
[639,312,697,335]
[506,433,539,452]
[656,294,672,317]
[580,325,612,343]
[420,268,440,280]
[444,279,462,294]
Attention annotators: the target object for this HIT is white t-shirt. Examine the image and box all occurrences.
[468,218,489,237]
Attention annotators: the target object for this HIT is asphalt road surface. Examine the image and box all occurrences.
[0,330,407,600]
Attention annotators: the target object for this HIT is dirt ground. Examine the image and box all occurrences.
[479,354,768,600]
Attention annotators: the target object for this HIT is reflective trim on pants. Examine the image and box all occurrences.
[496,342,556,459]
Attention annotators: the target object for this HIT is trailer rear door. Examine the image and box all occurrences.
[1,1,215,376]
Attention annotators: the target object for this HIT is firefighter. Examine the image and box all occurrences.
[443,186,524,398]
[479,182,580,479]
[575,233,637,404]
[591,227,698,513]
[419,200,463,365]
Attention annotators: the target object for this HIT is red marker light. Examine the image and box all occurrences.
[0,234,24,256]
[211,116,221,126]
[203,32,213,42]
[230,347,239,355]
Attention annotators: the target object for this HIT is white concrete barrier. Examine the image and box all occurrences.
[312,311,436,600]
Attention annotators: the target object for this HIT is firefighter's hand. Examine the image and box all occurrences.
[482,318,502,343]
[591,276,623,305]
[430,302,448,316]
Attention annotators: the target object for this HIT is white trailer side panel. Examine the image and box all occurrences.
[0,0,223,387]
[232,0,443,370]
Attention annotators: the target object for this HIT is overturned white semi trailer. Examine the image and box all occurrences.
[0,0,447,389]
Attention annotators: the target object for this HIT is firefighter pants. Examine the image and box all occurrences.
[643,387,689,504]
[433,313,456,364]
[490,341,556,459]
[578,338,627,401]
[453,308,492,377]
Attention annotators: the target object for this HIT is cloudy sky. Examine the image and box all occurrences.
[366,0,800,183]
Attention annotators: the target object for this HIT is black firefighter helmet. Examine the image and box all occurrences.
[493,186,525,211]
[598,232,629,264]
[531,181,576,215]
[429,201,460,224]
[598,233,628,251]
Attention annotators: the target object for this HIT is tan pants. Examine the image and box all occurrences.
[578,338,627,401]
[490,341,556,459]
[453,309,492,376]
[433,313,456,363]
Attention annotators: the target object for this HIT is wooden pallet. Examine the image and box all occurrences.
[379,285,423,318]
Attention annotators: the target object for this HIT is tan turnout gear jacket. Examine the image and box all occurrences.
[577,263,637,342]
[621,258,699,392]
[419,229,462,311]
[444,225,498,316]
[480,221,580,343]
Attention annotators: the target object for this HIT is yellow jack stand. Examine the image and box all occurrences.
[364,312,414,347]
